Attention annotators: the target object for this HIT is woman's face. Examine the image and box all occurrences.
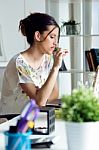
[39,25,59,55]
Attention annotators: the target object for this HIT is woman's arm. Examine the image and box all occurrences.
[47,80,59,102]
[20,49,67,106]
[20,65,59,106]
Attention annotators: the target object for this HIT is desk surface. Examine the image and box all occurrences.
[0,115,68,150]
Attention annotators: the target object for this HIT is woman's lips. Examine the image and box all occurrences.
[50,47,55,51]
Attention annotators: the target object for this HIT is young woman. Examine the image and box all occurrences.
[0,12,67,115]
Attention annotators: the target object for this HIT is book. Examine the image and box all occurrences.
[85,50,95,71]
[90,48,99,70]
[88,51,96,71]
[93,66,99,97]
[85,50,90,71]
[85,50,92,71]
[31,135,60,148]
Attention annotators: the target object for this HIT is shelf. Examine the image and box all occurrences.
[50,0,82,3]
[59,69,95,74]
[47,0,99,92]
[60,34,99,37]
[0,61,8,67]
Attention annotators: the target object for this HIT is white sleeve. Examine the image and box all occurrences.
[16,60,33,84]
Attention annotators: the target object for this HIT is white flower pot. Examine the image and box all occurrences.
[66,122,99,150]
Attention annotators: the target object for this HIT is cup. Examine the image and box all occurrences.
[4,130,31,150]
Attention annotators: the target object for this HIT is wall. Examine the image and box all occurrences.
[0,0,45,61]
[0,0,46,91]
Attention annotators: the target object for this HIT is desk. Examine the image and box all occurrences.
[0,116,68,150]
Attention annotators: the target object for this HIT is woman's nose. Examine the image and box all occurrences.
[54,38,58,45]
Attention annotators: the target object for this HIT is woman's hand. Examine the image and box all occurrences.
[53,48,68,70]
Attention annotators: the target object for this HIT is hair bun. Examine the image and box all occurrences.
[19,20,26,36]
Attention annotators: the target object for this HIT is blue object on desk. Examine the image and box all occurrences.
[4,130,32,150]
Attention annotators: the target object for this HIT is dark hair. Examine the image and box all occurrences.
[19,12,60,46]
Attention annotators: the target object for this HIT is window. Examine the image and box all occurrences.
[0,25,6,61]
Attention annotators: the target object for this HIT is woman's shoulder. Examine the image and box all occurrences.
[6,53,20,68]
[7,53,20,63]
[4,54,20,76]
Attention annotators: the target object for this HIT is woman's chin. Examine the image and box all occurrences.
[46,51,53,55]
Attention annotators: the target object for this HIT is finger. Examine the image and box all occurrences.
[61,50,68,57]
[62,53,67,57]
[55,49,63,57]
[63,49,68,53]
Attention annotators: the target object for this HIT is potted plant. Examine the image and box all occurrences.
[60,86,99,150]
[61,19,80,35]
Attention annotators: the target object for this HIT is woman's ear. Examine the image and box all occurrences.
[34,31,41,41]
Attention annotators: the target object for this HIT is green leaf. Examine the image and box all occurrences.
[61,87,99,122]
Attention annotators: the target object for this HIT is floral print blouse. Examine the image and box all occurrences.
[0,53,54,114]
[16,54,54,88]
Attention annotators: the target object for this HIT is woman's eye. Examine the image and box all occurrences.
[50,36,54,39]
